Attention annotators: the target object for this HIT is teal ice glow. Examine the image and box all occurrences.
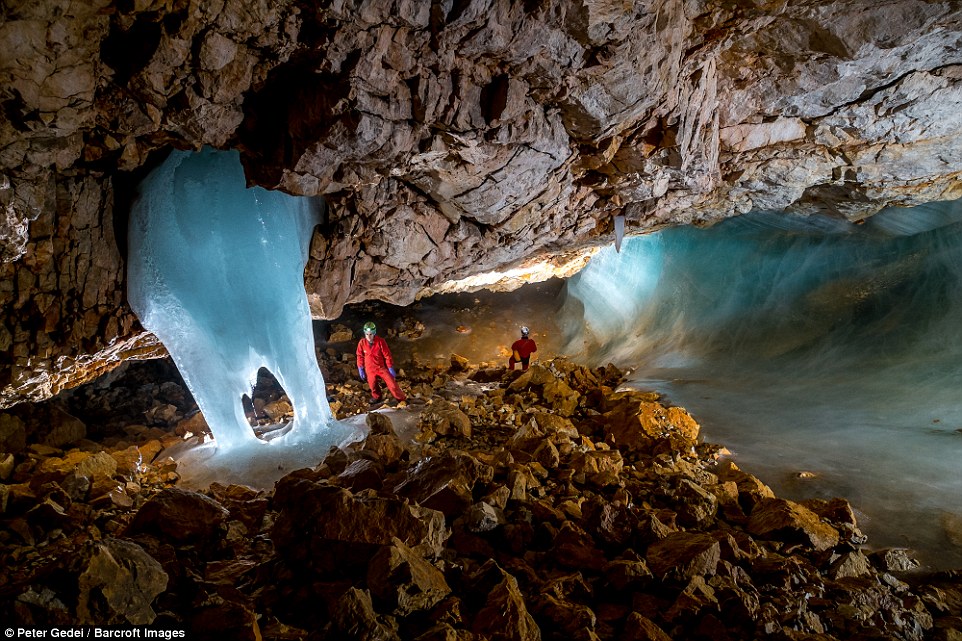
[562,199,962,569]
[128,148,333,449]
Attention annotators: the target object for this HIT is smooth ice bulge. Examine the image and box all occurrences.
[128,148,333,449]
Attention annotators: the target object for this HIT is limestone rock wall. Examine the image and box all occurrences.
[2,0,962,405]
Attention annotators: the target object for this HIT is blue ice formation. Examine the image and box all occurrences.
[128,148,333,449]
[560,198,962,569]
[563,198,962,377]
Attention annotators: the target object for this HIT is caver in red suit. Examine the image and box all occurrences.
[509,330,537,370]
[356,333,406,402]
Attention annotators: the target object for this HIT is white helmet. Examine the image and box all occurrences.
[520,326,530,337]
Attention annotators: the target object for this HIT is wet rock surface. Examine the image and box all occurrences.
[1,345,961,640]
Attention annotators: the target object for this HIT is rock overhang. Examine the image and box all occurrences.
[2,0,962,405]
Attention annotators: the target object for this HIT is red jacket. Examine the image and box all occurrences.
[356,335,395,371]
[511,338,537,359]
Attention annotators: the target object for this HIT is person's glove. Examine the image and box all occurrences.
[358,367,366,381]
[388,367,396,378]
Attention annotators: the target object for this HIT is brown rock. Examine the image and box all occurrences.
[507,418,547,455]
[328,587,400,641]
[620,612,672,641]
[748,498,840,552]
[458,501,506,533]
[603,393,700,455]
[359,433,407,467]
[175,411,210,438]
[542,378,579,416]
[674,478,718,528]
[262,397,293,421]
[583,498,636,547]
[828,550,873,579]
[272,477,449,573]
[76,538,168,625]
[664,575,719,623]
[126,487,230,546]
[367,411,397,436]
[327,324,354,342]
[530,593,597,638]
[646,532,722,581]
[337,458,385,492]
[869,548,920,572]
[110,445,144,479]
[604,559,654,591]
[419,400,473,438]
[394,451,492,515]
[551,521,608,572]
[532,439,560,469]
[413,624,476,641]
[0,452,16,480]
[469,561,541,641]
[450,353,470,372]
[321,446,349,475]
[532,413,580,440]
[715,461,776,512]
[190,601,262,641]
[367,537,452,615]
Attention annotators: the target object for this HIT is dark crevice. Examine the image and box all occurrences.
[238,49,356,186]
[446,0,472,24]
[100,16,162,86]
[480,73,510,125]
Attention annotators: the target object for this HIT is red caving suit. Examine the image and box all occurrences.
[356,335,406,401]
[509,337,538,370]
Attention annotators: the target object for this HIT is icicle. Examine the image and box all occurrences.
[614,215,625,253]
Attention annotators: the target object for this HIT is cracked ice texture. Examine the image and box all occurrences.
[128,148,332,449]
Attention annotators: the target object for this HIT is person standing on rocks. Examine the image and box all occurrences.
[356,321,406,406]
[509,325,538,370]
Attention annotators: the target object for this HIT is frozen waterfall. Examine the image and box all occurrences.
[127,148,335,450]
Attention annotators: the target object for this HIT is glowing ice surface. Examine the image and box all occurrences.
[560,199,962,569]
[128,148,339,450]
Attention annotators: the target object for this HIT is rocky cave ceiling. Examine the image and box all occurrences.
[1,0,961,406]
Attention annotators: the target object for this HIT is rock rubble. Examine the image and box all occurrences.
[1,352,961,639]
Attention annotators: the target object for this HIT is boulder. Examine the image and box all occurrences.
[393,452,492,515]
[272,477,449,573]
[603,394,701,455]
[418,399,473,438]
[328,587,400,641]
[76,538,168,625]
[468,561,542,641]
[646,532,722,581]
[366,411,397,436]
[748,498,840,552]
[126,487,230,546]
[620,612,672,641]
[337,458,385,492]
[367,537,452,615]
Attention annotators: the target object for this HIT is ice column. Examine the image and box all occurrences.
[127,148,333,449]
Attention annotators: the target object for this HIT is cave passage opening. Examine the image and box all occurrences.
[560,198,962,568]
